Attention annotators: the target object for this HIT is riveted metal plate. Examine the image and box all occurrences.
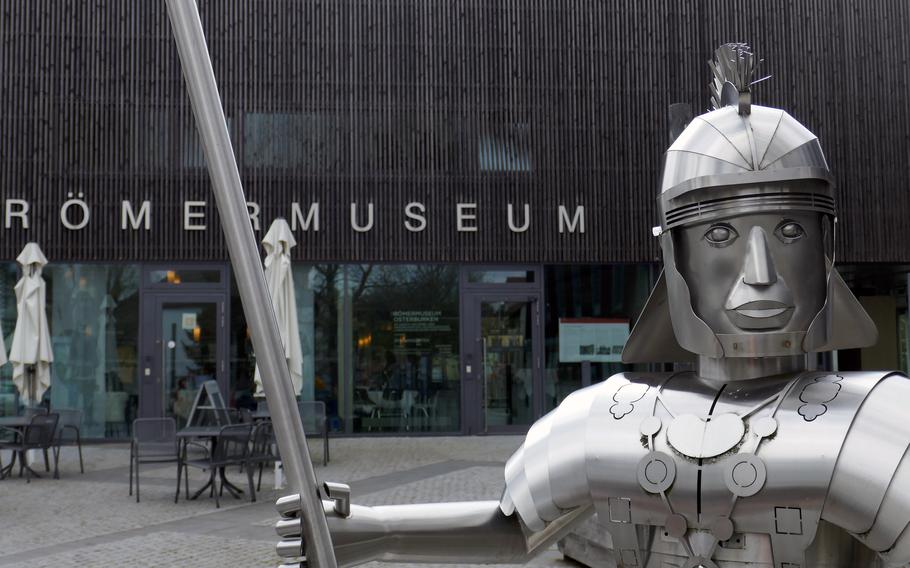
[774,507,803,535]
[609,497,632,523]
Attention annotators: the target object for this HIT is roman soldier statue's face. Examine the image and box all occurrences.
[672,210,829,336]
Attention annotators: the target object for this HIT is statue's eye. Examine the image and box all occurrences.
[704,224,737,246]
[776,221,805,243]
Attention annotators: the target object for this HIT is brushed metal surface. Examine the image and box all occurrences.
[164,1,337,565]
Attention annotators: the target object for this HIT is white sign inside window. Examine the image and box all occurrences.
[182,313,197,331]
[558,318,630,363]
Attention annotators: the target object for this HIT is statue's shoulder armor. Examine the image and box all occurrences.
[500,370,910,566]
[500,372,670,531]
[818,371,910,565]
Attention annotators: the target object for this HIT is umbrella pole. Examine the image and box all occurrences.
[28,365,35,408]
[164,2,337,567]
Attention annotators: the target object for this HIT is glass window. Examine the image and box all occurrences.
[149,268,221,285]
[298,265,344,427]
[161,301,219,429]
[229,280,255,412]
[0,264,142,438]
[229,264,344,427]
[243,112,342,171]
[467,270,535,284]
[229,263,461,434]
[481,300,534,427]
[350,265,460,433]
[0,263,20,417]
[543,264,654,411]
[478,123,532,172]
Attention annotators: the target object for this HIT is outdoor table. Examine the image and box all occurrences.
[0,416,48,479]
[177,426,245,500]
[0,417,28,471]
[0,417,29,427]
[250,411,270,422]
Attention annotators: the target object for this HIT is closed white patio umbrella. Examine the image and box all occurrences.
[9,243,53,407]
[253,219,303,397]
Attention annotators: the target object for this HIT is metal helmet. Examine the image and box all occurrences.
[623,43,877,365]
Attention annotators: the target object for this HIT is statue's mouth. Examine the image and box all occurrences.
[726,300,794,330]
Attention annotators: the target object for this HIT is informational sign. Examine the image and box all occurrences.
[392,310,451,333]
[181,312,197,330]
[558,318,630,363]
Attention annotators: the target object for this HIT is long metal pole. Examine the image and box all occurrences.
[164,2,338,566]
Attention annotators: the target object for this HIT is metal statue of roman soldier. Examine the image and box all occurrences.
[275,44,910,568]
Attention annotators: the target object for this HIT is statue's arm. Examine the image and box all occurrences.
[275,492,529,566]
[820,373,910,567]
[273,382,608,566]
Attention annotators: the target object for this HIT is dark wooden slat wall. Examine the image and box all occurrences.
[0,0,907,264]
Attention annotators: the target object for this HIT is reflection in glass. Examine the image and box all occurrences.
[161,303,218,429]
[468,270,534,284]
[0,263,20,416]
[230,264,343,425]
[149,269,221,285]
[44,264,140,438]
[350,265,460,433]
[298,265,343,426]
[481,301,534,428]
[243,112,341,171]
[478,124,532,172]
[543,265,653,411]
[230,264,460,434]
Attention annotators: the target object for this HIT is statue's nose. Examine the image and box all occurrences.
[742,226,777,285]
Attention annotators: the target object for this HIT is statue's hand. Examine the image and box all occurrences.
[275,483,386,567]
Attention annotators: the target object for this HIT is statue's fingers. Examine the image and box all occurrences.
[276,517,302,538]
[276,538,304,559]
[276,494,303,518]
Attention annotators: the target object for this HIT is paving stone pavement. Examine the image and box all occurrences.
[0,437,575,568]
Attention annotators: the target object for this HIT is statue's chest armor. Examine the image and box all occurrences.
[585,372,879,567]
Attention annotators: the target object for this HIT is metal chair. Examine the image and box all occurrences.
[23,406,51,471]
[52,408,84,474]
[298,400,329,466]
[225,407,253,424]
[130,418,182,503]
[181,423,253,508]
[246,420,278,493]
[411,392,439,431]
[0,413,60,482]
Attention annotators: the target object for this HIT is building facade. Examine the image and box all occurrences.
[0,0,908,438]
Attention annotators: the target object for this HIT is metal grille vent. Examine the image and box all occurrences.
[664,193,836,230]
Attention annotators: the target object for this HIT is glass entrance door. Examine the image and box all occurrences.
[159,301,220,427]
[462,293,542,434]
[481,299,535,428]
[140,293,226,426]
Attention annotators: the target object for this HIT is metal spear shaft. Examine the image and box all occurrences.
[164,2,338,566]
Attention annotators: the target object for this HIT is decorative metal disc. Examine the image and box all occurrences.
[640,416,662,437]
[752,416,778,438]
[665,513,687,538]
[637,451,676,494]
[723,453,767,497]
[710,516,735,542]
